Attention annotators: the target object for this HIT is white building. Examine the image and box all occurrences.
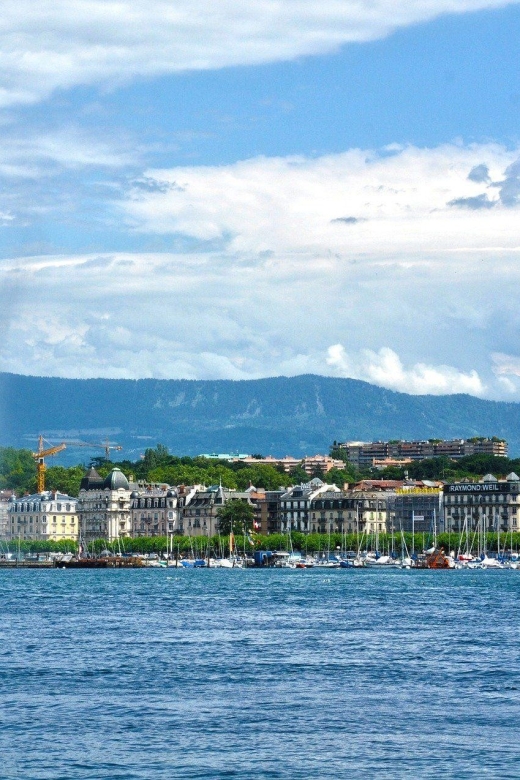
[279,479,341,533]
[443,472,520,534]
[7,491,78,541]
[77,467,133,542]
[130,487,178,537]
[0,491,13,540]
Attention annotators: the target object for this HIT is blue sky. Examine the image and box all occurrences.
[1,0,520,398]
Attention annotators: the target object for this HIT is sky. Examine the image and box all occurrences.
[1,0,520,399]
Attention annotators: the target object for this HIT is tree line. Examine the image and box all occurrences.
[2,442,520,498]
[3,531,518,556]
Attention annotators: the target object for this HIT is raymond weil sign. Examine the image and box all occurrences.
[444,483,510,494]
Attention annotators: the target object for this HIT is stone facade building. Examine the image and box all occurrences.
[7,491,78,541]
[310,490,388,536]
[0,490,13,540]
[252,489,286,534]
[77,467,133,542]
[443,473,520,534]
[279,480,340,533]
[130,487,178,537]
[181,485,253,537]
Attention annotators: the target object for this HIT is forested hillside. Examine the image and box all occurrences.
[2,372,520,459]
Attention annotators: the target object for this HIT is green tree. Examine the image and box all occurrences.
[45,465,85,496]
[289,464,308,484]
[0,447,37,493]
[216,500,255,535]
[234,465,290,491]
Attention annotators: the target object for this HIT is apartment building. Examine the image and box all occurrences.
[8,491,78,541]
[181,484,253,537]
[279,479,340,533]
[0,490,13,540]
[443,473,520,534]
[130,487,178,537]
[337,438,507,468]
[310,490,389,536]
[77,466,134,542]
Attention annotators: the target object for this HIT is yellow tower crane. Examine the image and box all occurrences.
[32,435,67,493]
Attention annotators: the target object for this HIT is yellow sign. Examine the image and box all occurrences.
[394,487,441,495]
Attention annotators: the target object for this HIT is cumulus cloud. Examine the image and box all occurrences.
[124,143,520,258]
[2,142,520,399]
[0,0,518,105]
[326,345,486,396]
[449,156,520,210]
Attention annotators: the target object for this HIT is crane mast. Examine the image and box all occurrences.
[32,435,67,493]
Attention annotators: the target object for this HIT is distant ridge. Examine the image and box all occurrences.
[1,371,520,460]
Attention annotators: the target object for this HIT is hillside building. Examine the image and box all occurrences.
[337,438,507,468]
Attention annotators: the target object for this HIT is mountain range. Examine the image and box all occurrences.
[1,371,520,462]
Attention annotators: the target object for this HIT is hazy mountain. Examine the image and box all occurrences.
[1,372,520,461]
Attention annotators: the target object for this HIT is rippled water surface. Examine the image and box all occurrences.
[1,568,520,778]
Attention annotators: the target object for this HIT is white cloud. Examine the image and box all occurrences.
[124,142,520,257]
[0,0,518,105]
[0,127,137,177]
[493,353,520,377]
[326,344,486,395]
[2,142,520,399]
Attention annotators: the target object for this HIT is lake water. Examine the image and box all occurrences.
[1,567,519,779]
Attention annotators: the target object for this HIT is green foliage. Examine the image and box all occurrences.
[148,463,238,488]
[233,465,291,491]
[325,467,357,486]
[2,437,520,503]
[10,530,519,558]
[0,447,36,494]
[288,464,307,483]
[216,500,255,535]
[2,538,78,554]
[44,465,85,496]
[373,466,406,480]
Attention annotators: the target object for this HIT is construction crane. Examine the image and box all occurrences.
[74,438,123,461]
[93,439,123,461]
[32,435,67,493]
